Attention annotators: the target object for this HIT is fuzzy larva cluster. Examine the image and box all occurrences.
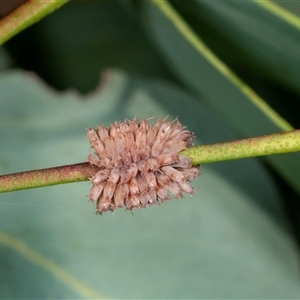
[87,118,199,214]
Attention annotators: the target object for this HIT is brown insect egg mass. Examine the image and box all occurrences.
[87,118,199,214]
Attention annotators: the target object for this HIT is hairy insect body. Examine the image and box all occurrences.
[87,118,199,214]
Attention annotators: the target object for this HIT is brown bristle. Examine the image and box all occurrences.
[87,118,199,214]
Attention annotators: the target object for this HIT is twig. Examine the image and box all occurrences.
[0,163,97,193]
[0,130,300,193]
[181,130,300,165]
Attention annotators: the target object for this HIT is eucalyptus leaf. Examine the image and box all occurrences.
[0,70,299,298]
[140,1,300,195]
[172,0,300,95]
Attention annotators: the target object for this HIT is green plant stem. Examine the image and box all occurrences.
[0,130,300,193]
[0,163,98,193]
[181,129,300,165]
[0,0,70,46]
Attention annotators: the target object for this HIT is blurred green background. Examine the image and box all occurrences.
[1,0,300,298]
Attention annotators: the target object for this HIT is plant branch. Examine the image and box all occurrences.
[0,0,70,46]
[181,129,300,165]
[0,130,300,193]
[0,163,97,193]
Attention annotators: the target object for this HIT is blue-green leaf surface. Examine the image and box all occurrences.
[172,0,300,95]
[141,1,300,196]
[0,70,299,298]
